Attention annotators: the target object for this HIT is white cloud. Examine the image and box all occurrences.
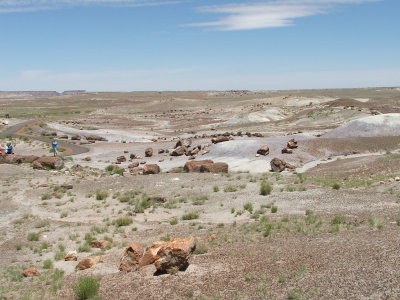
[190,0,381,31]
[0,0,181,13]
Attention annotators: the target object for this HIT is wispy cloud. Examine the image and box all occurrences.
[190,0,381,31]
[0,0,181,13]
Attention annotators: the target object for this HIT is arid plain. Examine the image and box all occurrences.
[1,88,400,300]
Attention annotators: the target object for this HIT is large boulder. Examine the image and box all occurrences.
[145,148,153,157]
[139,237,196,274]
[143,164,160,175]
[119,242,145,271]
[211,136,230,144]
[200,162,228,173]
[270,158,286,172]
[36,157,64,169]
[257,145,270,156]
[184,160,214,173]
[287,138,298,149]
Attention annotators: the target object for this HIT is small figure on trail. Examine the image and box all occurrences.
[51,139,59,157]
[5,142,14,154]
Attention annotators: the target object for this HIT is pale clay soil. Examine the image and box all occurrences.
[0,89,400,300]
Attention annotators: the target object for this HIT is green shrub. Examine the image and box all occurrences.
[213,185,220,192]
[331,216,345,225]
[332,182,341,190]
[114,217,133,227]
[243,202,253,214]
[35,220,50,228]
[95,190,108,201]
[260,181,272,196]
[41,193,52,200]
[182,212,200,220]
[78,243,92,253]
[193,243,208,255]
[170,218,178,225]
[74,277,100,300]
[271,205,278,213]
[43,259,53,269]
[224,185,238,192]
[27,232,39,241]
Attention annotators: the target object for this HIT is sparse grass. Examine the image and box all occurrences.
[193,243,208,255]
[35,219,50,228]
[271,205,278,213]
[182,212,200,220]
[170,218,178,225]
[95,190,108,201]
[331,216,345,225]
[41,193,52,200]
[192,195,208,206]
[27,232,39,241]
[213,185,220,192]
[287,289,307,300]
[260,181,272,196]
[43,259,53,269]
[113,217,133,227]
[224,185,238,192]
[74,276,100,300]
[243,202,253,214]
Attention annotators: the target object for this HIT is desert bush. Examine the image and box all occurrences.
[271,205,278,213]
[35,219,50,228]
[213,185,220,192]
[332,182,341,190]
[331,216,345,225]
[95,190,108,200]
[43,259,53,269]
[41,193,52,200]
[114,217,133,227]
[224,185,238,192]
[243,202,253,214]
[182,212,200,220]
[74,276,100,300]
[27,232,39,241]
[170,218,178,225]
[260,181,272,196]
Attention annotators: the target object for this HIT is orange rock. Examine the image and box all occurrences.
[76,256,103,270]
[184,160,214,173]
[200,162,228,173]
[91,240,110,249]
[23,267,40,277]
[119,242,145,271]
[65,252,78,261]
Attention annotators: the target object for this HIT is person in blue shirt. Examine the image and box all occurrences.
[5,142,14,154]
[51,140,59,157]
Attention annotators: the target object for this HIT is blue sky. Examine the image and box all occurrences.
[0,0,399,91]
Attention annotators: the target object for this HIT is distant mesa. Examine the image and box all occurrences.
[0,90,86,98]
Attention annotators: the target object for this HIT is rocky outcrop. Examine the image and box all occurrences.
[170,146,185,156]
[257,145,269,156]
[119,242,145,271]
[145,148,153,157]
[175,139,192,148]
[211,136,230,144]
[200,162,228,173]
[143,164,160,175]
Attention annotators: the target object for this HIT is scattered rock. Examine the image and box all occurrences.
[128,162,140,168]
[117,156,126,163]
[84,157,92,161]
[145,148,153,157]
[130,154,141,159]
[257,145,270,156]
[86,135,107,142]
[71,135,81,141]
[282,148,293,154]
[175,139,192,148]
[65,252,78,261]
[76,256,103,270]
[211,136,230,144]
[170,146,186,156]
[200,162,228,173]
[22,268,40,277]
[270,158,286,172]
[287,138,298,149]
[91,240,110,249]
[143,164,160,175]
[119,242,145,271]
[184,160,214,173]
[36,157,64,169]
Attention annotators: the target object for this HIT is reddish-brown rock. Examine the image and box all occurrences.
[287,138,298,149]
[145,148,153,157]
[65,252,78,261]
[282,148,293,154]
[86,135,107,142]
[170,146,186,156]
[119,242,145,271]
[143,164,160,175]
[117,156,126,163]
[36,157,64,169]
[270,158,286,172]
[22,267,40,277]
[91,240,110,249]
[200,162,228,173]
[76,256,103,270]
[184,160,214,173]
[32,160,44,170]
[257,145,270,156]
[128,162,140,168]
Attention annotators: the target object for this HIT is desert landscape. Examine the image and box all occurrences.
[1,88,400,300]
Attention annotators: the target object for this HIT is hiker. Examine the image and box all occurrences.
[51,139,59,157]
[5,142,14,154]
